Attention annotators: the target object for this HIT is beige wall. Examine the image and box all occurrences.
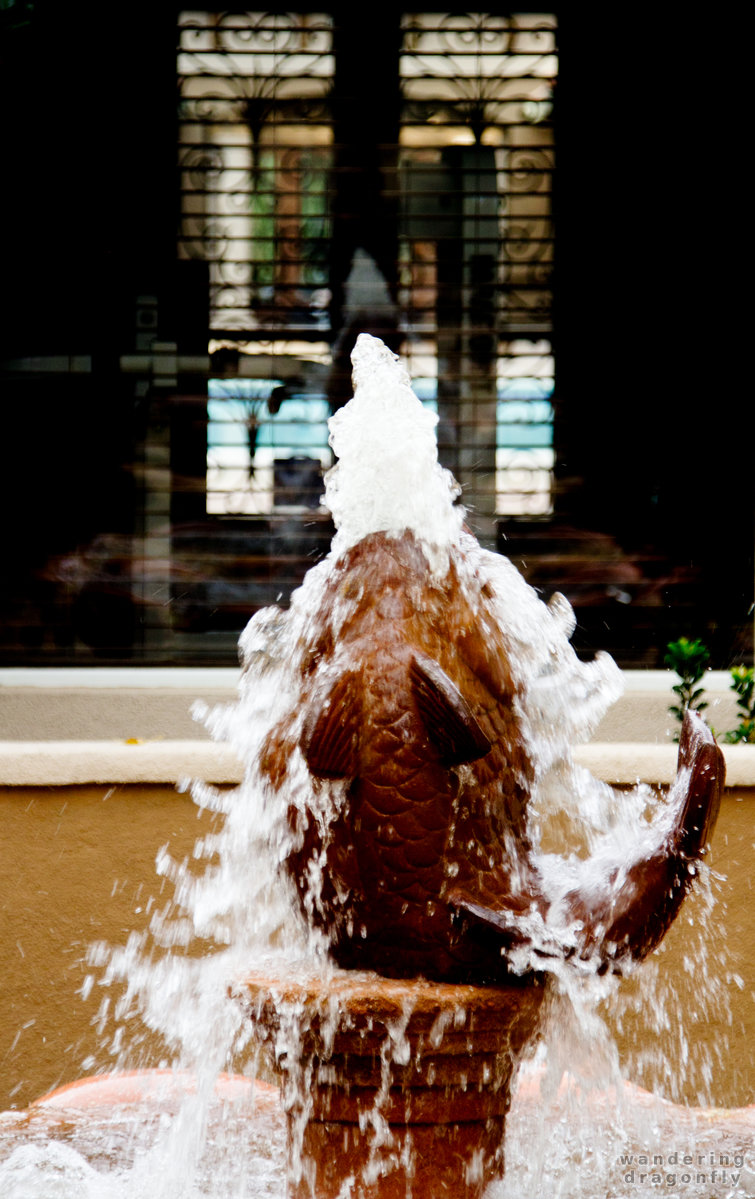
[1,784,753,1113]
[0,785,220,1110]
[0,669,744,744]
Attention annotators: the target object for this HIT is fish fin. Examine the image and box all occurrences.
[568,709,724,964]
[448,888,521,933]
[410,652,491,765]
[447,884,561,959]
[301,671,360,778]
[675,709,724,860]
[447,883,533,929]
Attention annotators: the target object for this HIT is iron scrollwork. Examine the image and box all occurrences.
[178,11,333,329]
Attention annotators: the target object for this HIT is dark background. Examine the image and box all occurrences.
[1,2,750,667]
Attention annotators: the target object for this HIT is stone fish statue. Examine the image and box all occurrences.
[255,337,724,984]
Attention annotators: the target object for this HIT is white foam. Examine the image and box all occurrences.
[324,333,464,575]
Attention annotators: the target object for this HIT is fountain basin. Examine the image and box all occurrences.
[233,966,547,1198]
[19,1063,755,1198]
[32,1069,260,1110]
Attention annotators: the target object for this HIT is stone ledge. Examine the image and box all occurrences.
[574,743,755,787]
[0,740,752,788]
[0,740,245,786]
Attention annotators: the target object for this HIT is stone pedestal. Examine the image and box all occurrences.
[234,965,547,1198]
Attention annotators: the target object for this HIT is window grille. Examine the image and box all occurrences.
[177,10,557,535]
[398,13,556,521]
[177,12,334,329]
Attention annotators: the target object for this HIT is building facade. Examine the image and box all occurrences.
[1,3,750,667]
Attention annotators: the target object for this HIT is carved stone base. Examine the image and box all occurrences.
[233,965,547,1198]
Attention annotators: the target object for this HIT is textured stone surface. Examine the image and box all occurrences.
[236,966,547,1199]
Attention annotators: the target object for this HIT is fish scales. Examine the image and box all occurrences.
[258,529,723,982]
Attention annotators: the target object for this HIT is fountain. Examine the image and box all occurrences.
[0,335,746,1198]
[220,334,725,1196]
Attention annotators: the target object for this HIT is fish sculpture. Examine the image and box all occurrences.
[255,336,724,984]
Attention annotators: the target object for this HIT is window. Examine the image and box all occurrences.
[178,12,334,330]
[178,10,557,526]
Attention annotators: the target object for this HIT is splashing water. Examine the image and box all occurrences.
[1,335,749,1198]
[325,334,464,574]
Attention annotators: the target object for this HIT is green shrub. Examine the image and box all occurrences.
[664,637,710,734]
[723,665,755,744]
